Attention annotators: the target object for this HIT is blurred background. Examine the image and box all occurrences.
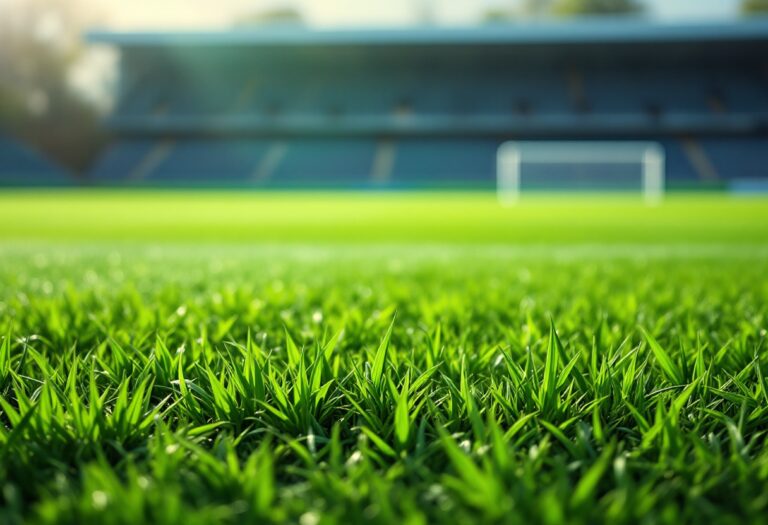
[1,0,767,190]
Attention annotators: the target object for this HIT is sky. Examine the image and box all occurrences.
[86,0,741,30]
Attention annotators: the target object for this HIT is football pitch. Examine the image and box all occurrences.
[2,191,768,524]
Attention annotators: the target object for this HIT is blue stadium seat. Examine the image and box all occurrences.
[658,139,700,182]
[700,137,768,179]
[390,139,498,187]
[717,72,768,113]
[0,135,71,186]
[585,68,710,116]
[151,139,272,184]
[88,140,155,183]
[269,139,376,187]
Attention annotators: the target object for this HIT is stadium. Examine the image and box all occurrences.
[84,19,768,190]
[2,3,768,524]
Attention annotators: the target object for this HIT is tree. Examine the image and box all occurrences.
[481,0,643,22]
[742,0,768,14]
[233,6,304,27]
[552,0,645,16]
[481,1,554,23]
[481,8,516,23]
[0,0,105,174]
[522,0,557,16]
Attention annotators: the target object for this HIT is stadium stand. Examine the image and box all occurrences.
[0,134,71,186]
[87,19,768,189]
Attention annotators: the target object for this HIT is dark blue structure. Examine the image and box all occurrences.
[88,19,768,189]
[0,134,71,186]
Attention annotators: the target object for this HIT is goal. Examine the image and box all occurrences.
[497,141,665,205]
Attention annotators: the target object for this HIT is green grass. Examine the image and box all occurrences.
[2,190,768,244]
[2,191,768,524]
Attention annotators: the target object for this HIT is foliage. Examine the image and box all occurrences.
[552,0,645,16]
[0,0,105,172]
[742,0,768,14]
[233,5,304,27]
[482,0,644,21]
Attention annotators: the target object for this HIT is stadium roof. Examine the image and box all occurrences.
[87,18,768,48]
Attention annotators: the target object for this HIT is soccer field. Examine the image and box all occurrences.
[2,191,768,524]
[2,190,768,244]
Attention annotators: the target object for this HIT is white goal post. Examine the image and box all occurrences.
[497,141,665,205]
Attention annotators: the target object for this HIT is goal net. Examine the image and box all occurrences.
[497,141,665,205]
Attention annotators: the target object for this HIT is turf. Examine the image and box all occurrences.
[2,190,768,244]
[2,192,768,524]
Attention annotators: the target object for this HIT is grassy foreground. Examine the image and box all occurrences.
[2,192,768,524]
